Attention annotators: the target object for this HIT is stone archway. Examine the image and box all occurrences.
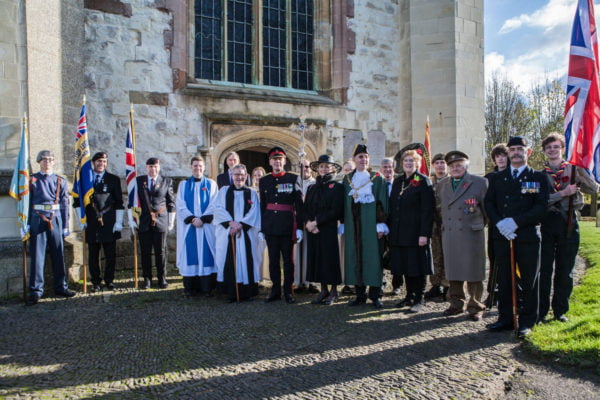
[208,125,319,179]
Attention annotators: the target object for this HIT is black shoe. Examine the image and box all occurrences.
[555,314,569,323]
[442,286,449,301]
[158,279,168,289]
[517,327,532,338]
[308,284,320,294]
[348,296,367,306]
[26,296,39,306]
[265,294,281,303]
[424,285,444,300]
[91,284,102,293]
[285,294,296,304]
[372,299,384,309]
[323,293,338,305]
[141,278,151,290]
[395,297,413,308]
[105,283,116,291]
[311,291,330,305]
[486,321,514,332]
[56,289,76,298]
[341,285,355,295]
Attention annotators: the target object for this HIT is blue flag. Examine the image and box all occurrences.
[9,117,31,241]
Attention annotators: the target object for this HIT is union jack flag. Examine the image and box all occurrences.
[126,110,141,221]
[71,102,94,224]
[564,0,600,183]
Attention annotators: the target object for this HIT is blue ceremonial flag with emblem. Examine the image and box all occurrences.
[9,116,31,241]
[71,100,94,224]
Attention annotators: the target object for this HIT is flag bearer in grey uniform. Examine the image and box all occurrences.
[539,132,598,323]
[74,152,124,292]
[27,150,76,305]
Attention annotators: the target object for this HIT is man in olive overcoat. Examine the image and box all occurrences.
[438,151,488,320]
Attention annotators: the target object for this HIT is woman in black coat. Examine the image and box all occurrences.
[388,149,435,313]
[305,155,345,305]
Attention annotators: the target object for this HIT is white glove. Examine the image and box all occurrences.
[504,232,517,240]
[497,218,518,237]
[376,223,390,235]
[127,209,138,234]
[74,207,86,229]
[168,212,176,231]
[296,229,303,243]
[63,228,70,238]
[338,224,344,235]
[113,209,124,232]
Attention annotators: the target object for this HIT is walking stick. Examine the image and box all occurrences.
[82,231,87,293]
[22,242,28,303]
[133,232,139,289]
[487,258,499,310]
[230,233,240,302]
[510,239,518,334]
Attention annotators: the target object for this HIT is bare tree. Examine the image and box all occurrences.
[484,73,532,170]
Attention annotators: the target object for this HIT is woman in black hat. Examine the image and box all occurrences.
[304,155,345,304]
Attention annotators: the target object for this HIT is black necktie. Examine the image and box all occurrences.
[150,178,155,191]
[95,175,101,186]
[512,169,518,180]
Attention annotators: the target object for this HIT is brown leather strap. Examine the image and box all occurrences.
[150,206,167,226]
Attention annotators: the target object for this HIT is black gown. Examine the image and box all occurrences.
[305,174,344,284]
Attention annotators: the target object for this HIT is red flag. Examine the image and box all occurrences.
[420,117,431,176]
[564,0,600,183]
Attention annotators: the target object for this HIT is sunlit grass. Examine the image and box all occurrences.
[526,221,600,373]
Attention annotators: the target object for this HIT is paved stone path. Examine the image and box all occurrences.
[0,260,597,399]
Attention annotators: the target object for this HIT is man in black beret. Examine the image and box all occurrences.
[260,147,304,303]
[74,152,124,291]
[135,157,176,289]
[484,136,549,338]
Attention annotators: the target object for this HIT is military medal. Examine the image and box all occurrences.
[464,198,476,214]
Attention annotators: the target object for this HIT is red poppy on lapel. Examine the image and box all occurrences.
[462,182,468,188]
[202,187,207,191]
[410,175,421,187]
[247,199,253,205]
[329,183,334,189]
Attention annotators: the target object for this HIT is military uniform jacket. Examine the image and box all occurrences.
[29,172,70,234]
[259,172,303,236]
[484,166,549,242]
[74,172,124,243]
[136,175,175,233]
[438,173,488,281]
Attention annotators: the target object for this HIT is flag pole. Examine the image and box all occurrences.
[510,239,518,335]
[130,104,139,289]
[81,95,88,294]
[22,113,29,303]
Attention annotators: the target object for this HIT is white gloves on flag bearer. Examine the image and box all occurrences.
[496,218,518,241]
[127,209,138,234]
[296,229,303,243]
[113,210,124,233]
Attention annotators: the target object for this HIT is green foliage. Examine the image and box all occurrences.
[525,221,600,373]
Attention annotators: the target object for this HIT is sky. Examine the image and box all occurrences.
[485,0,600,90]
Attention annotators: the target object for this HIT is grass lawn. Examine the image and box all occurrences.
[525,220,600,373]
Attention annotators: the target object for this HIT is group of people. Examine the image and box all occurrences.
[26,133,598,340]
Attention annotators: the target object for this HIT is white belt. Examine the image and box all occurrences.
[33,204,60,211]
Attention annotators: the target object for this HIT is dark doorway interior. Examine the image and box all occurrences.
[237,148,292,175]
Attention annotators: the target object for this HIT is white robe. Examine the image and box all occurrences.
[213,186,263,284]
[176,177,218,277]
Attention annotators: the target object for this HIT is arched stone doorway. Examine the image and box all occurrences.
[209,126,319,180]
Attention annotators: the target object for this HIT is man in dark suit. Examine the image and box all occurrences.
[484,136,549,338]
[217,151,250,188]
[260,147,304,304]
[135,157,176,289]
[74,152,124,291]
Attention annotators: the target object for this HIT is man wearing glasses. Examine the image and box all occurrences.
[27,150,76,305]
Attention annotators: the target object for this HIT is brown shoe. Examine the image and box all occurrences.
[443,306,463,316]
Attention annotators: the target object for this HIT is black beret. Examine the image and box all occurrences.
[507,136,529,147]
[444,150,469,165]
[431,153,446,163]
